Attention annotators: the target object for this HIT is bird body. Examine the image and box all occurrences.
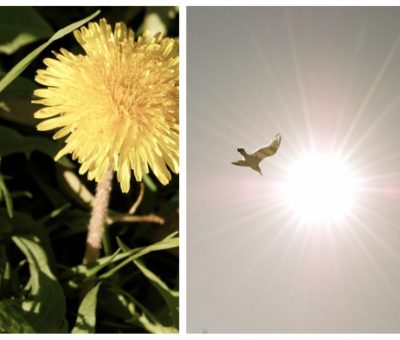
[231,133,282,175]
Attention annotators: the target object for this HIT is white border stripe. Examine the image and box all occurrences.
[186,0,400,5]
[179,3,187,335]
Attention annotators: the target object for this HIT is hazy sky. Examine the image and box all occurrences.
[187,7,400,333]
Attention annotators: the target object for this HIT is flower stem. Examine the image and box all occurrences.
[82,168,113,265]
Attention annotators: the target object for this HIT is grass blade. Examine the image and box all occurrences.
[0,172,13,218]
[0,10,100,93]
[134,259,179,328]
[98,236,178,280]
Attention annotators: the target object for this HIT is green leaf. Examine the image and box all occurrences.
[0,213,14,240]
[159,192,178,215]
[99,285,176,333]
[0,172,13,218]
[11,190,32,199]
[0,208,39,235]
[12,235,66,333]
[0,7,53,55]
[97,234,179,280]
[0,9,100,93]
[39,203,71,225]
[56,168,94,208]
[0,248,14,300]
[60,232,178,281]
[0,124,73,168]
[0,101,10,112]
[0,300,35,333]
[143,174,158,192]
[52,208,90,239]
[0,74,36,97]
[3,208,59,277]
[136,312,177,333]
[29,168,69,207]
[142,7,178,36]
[134,260,179,328]
[72,283,101,333]
[0,75,37,127]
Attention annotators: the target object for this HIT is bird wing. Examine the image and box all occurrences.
[231,160,247,167]
[252,133,281,160]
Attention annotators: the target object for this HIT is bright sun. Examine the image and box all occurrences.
[281,153,359,225]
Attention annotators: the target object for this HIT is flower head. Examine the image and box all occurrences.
[33,19,179,193]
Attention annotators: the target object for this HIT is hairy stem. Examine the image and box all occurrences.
[82,168,113,265]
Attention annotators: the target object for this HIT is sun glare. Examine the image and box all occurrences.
[281,153,359,225]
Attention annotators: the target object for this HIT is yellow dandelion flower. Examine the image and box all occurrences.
[32,18,179,193]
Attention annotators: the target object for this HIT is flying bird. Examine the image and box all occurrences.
[231,133,282,175]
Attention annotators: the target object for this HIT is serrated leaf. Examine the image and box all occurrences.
[12,235,66,333]
[0,7,53,55]
[0,10,100,93]
[72,283,101,333]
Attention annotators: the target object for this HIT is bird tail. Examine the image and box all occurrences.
[232,160,247,167]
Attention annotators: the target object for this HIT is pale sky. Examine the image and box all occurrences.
[187,7,400,333]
